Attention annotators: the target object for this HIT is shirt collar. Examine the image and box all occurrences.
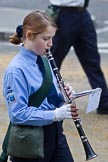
[20,46,38,66]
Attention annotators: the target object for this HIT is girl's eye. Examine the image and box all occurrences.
[43,37,50,41]
[43,38,49,41]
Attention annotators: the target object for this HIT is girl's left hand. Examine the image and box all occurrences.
[64,83,75,100]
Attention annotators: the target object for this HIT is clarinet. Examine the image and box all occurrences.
[46,49,97,161]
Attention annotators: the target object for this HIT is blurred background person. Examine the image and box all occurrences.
[46,0,108,114]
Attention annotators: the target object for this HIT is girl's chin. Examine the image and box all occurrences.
[43,50,47,55]
[36,51,45,56]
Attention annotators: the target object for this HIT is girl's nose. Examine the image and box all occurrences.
[47,39,53,47]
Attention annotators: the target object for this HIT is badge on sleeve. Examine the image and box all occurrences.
[6,86,16,104]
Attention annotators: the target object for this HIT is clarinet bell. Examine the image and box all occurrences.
[83,140,98,161]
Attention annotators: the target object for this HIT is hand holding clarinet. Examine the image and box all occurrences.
[53,83,79,121]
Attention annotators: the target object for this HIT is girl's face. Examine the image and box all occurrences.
[26,26,56,55]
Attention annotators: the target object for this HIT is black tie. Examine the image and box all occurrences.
[37,56,45,75]
[84,0,89,7]
[37,56,60,107]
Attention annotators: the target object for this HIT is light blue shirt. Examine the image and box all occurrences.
[3,46,64,126]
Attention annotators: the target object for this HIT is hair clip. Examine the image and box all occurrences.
[16,25,23,38]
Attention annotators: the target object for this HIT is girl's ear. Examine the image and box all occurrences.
[26,31,32,40]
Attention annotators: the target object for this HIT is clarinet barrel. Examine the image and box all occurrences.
[46,49,97,161]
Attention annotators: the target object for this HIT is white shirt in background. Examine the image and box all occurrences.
[49,0,85,7]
